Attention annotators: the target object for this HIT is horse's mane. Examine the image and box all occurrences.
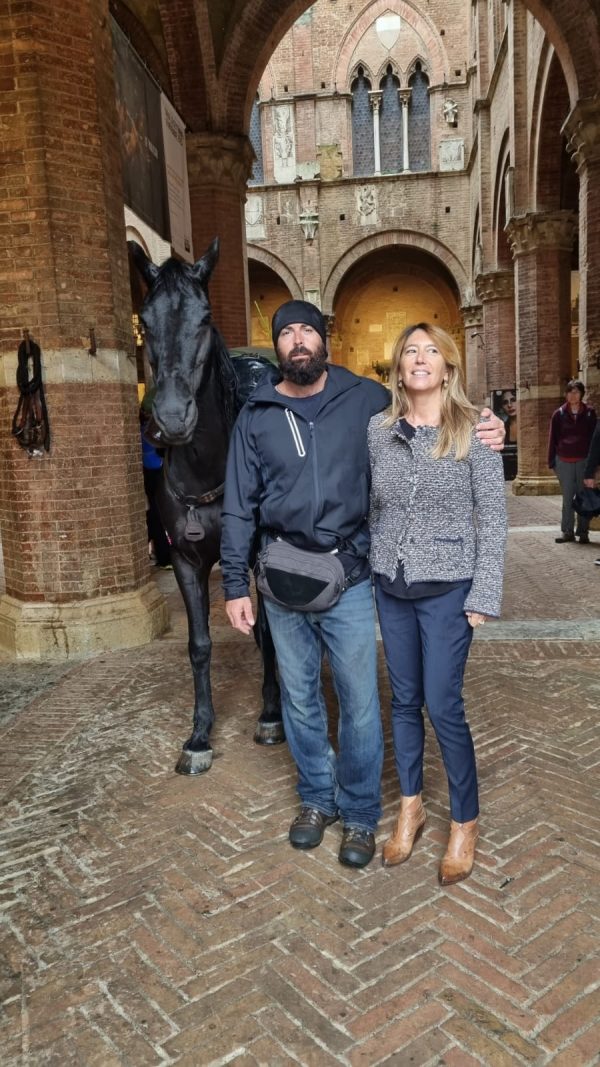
[209,325,241,430]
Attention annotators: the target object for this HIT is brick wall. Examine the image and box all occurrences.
[0,0,150,607]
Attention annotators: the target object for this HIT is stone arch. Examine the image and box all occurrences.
[375,59,401,86]
[518,0,593,103]
[531,49,574,212]
[247,246,303,299]
[332,0,448,95]
[209,0,600,134]
[492,131,512,268]
[322,230,468,313]
[349,61,375,87]
[406,54,431,82]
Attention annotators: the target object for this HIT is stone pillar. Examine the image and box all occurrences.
[461,305,485,405]
[563,97,600,410]
[0,0,167,659]
[475,270,516,393]
[186,132,255,346]
[399,90,412,173]
[369,92,382,176]
[505,211,577,494]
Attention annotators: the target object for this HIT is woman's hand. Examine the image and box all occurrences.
[466,611,487,628]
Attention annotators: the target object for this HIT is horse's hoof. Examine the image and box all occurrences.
[175,747,213,775]
[254,721,286,746]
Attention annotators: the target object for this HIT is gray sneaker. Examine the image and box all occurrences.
[289,806,339,849]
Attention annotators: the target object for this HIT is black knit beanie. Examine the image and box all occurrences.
[271,300,327,348]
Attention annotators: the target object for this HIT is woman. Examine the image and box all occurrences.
[548,380,597,544]
[368,324,507,884]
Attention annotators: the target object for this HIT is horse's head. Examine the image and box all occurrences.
[129,239,219,444]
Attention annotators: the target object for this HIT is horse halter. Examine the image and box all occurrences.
[162,452,224,541]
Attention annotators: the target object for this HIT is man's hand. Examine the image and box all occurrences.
[583,478,596,489]
[476,408,505,452]
[466,611,487,628]
[225,596,255,635]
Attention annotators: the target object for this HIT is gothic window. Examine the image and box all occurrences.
[408,64,430,172]
[379,65,402,174]
[351,66,374,176]
[248,94,264,185]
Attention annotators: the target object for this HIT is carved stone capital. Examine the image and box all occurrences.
[368,91,383,113]
[562,95,600,171]
[475,270,514,303]
[505,211,578,257]
[186,132,255,196]
[460,304,483,329]
[398,89,412,108]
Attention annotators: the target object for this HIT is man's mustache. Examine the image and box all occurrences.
[289,345,312,356]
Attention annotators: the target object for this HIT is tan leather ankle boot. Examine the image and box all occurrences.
[381,794,426,867]
[438,818,479,885]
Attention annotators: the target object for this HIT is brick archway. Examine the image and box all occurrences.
[332,0,447,93]
[195,0,600,131]
[247,246,303,299]
[322,230,468,314]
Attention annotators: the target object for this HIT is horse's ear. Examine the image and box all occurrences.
[192,237,220,287]
[128,241,160,288]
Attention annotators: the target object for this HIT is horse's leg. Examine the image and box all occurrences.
[172,551,216,775]
[253,592,285,746]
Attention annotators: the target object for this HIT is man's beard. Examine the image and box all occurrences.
[277,341,329,385]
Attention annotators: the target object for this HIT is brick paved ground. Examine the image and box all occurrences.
[0,491,598,1066]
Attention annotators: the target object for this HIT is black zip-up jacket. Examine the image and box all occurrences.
[221,364,390,600]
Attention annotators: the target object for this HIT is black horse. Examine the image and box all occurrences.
[129,239,284,774]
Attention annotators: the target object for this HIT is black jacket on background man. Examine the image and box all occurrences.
[221,364,389,600]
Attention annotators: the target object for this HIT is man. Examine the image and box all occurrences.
[583,420,600,565]
[548,380,597,544]
[221,301,505,869]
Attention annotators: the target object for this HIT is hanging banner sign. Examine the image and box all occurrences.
[160,95,193,262]
[111,19,170,240]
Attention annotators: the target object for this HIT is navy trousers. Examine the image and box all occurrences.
[375,580,479,822]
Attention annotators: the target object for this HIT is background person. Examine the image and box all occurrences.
[548,380,597,544]
[221,301,506,871]
[368,324,507,885]
[583,421,600,565]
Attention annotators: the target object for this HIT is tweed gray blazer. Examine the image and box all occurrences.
[368,413,507,617]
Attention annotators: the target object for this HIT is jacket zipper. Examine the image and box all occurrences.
[309,421,323,517]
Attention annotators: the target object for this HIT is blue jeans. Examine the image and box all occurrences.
[264,580,383,832]
[375,580,479,823]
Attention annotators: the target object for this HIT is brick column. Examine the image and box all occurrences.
[505,211,577,495]
[475,271,516,392]
[461,305,485,405]
[563,97,600,411]
[186,132,254,346]
[0,0,167,658]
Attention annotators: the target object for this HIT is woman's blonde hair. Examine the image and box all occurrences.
[383,322,478,460]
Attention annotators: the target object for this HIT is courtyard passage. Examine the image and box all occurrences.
[0,491,598,1066]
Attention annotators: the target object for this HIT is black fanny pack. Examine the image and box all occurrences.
[254,538,347,612]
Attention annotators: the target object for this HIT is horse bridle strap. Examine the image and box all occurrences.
[162,453,224,541]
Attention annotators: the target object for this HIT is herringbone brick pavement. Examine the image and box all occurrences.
[0,493,598,1065]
